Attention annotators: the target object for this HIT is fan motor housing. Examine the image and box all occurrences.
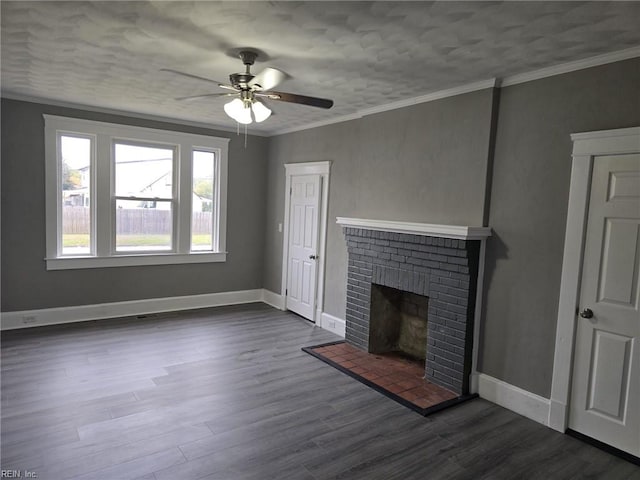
[229,73,254,89]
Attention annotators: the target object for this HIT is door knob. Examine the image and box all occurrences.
[579,308,594,319]
[309,254,317,260]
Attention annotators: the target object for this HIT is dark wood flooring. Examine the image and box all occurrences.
[1,303,638,480]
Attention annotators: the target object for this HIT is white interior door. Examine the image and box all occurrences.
[569,153,640,457]
[286,174,321,321]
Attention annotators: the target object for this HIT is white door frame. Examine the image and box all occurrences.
[549,126,640,432]
[281,161,331,323]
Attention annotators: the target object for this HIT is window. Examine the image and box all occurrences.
[191,150,216,252]
[60,134,93,255]
[44,115,228,270]
[114,142,175,252]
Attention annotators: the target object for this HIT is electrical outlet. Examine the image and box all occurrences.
[278,222,283,233]
[22,315,37,324]
[328,319,336,329]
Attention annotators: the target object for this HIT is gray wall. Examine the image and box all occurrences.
[1,99,268,311]
[264,89,495,319]
[481,58,640,397]
[263,58,640,399]
[2,58,638,399]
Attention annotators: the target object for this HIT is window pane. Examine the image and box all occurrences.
[61,135,91,255]
[116,200,172,251]
[115,143,173,198]
[192,151,215,251]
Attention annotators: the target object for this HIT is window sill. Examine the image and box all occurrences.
[45,252,227,270]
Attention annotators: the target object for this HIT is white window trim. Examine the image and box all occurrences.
[44,115,228,270]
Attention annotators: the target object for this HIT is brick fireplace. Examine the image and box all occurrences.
[338,218,491,395]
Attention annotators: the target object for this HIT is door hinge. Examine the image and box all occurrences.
[290,187,292,195]
[286,289,288,295]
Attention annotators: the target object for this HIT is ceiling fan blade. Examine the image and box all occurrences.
[248,67,288,91]
[161,68,225,87]
[265,91,333,109]
[175,93,235,101]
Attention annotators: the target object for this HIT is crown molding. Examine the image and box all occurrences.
[0,91,271,137]
[273,78,498,136]
[274,47,640,136]
[271,112,364,136]
[500,45,640,87]
[361,78,498,117]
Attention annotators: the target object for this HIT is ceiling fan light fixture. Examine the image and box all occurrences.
[251,99,272,123]
[168,50,333,130]
[224,98,252,124]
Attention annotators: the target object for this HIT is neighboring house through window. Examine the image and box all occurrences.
[44,115,228,270]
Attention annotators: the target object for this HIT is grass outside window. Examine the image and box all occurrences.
[63,234,212,248]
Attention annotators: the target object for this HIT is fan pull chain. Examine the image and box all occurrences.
[233,121,248,149]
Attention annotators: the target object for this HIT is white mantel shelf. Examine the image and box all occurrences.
[336,217,492,240]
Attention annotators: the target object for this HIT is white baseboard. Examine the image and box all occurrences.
[0,289,347,338]
[261,289,285,310]
[0,289,264,330]
[548,399,569,433]
[477,373,551,427]
[318,311,346,338]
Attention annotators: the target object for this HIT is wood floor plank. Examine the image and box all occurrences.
[67,447,186,480]
[44,424,211,480]
[2,303,637,479]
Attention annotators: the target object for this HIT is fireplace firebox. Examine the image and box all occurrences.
[369,284,429,362]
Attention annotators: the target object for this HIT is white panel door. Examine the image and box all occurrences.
[569,154,640,457]
[286,174,321,320]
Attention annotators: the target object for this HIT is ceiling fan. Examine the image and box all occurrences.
[162,50,334,125]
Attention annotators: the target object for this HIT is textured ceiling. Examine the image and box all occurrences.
[2,1,640,135]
